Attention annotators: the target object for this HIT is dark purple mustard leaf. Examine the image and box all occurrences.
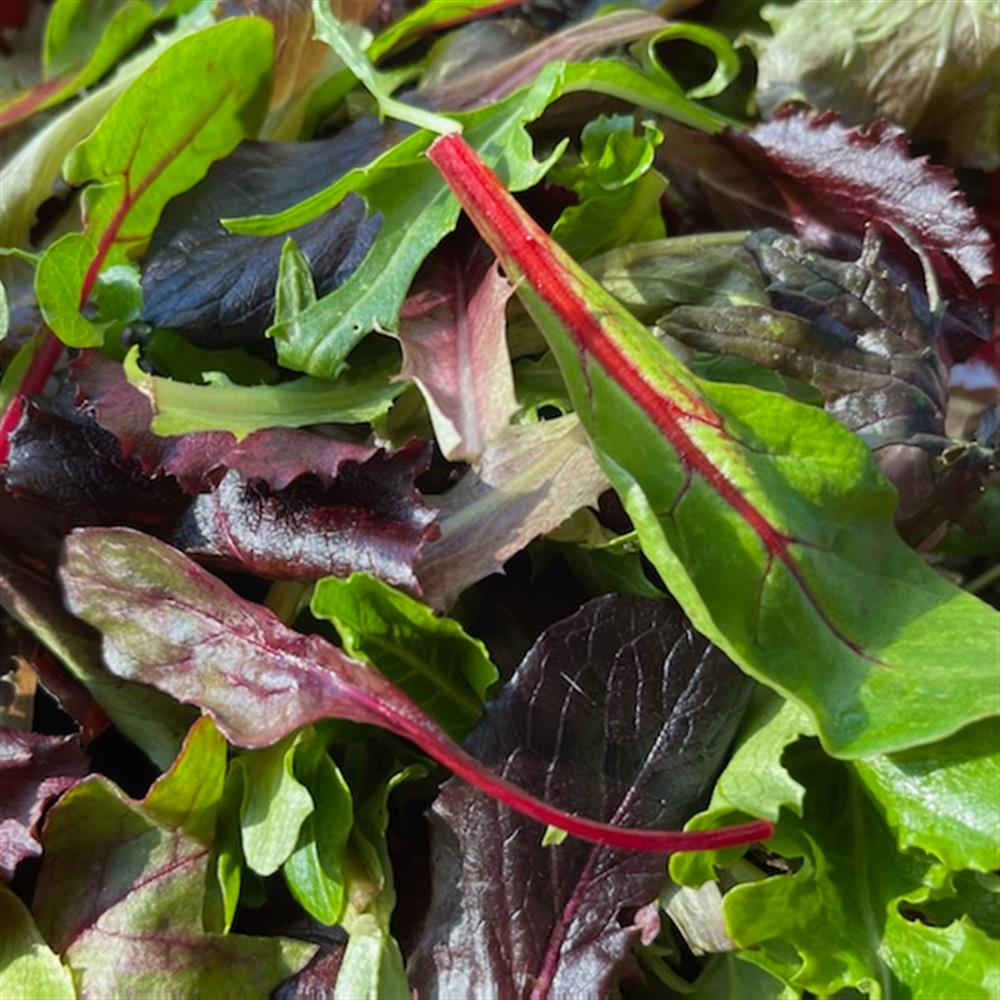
[0,730,88,879]
[140,119,410,349]
[71,350,390,494]
[408,594,754,1000]
[658,228,994,544]
[172,442,437,591]
[60,527,770,854]
[659,111,997,358]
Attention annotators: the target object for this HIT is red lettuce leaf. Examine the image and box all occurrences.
[140,121,407,349]
[0,731,88,879]
[408,594,753,998]
[60,527,771,854]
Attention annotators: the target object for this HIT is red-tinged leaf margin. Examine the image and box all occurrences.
[61,526,772,856]
[0,76,70,131]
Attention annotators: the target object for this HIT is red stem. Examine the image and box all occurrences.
[0,331,64,465]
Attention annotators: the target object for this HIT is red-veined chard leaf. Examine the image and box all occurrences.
[30,716,317,998]
[59,526,771,854]
[397,242,516,461]
[0,0,197,131]
[34,17,274,350]
[0,731,88,879]
[409,594,753,999]
[427,132,1000,758]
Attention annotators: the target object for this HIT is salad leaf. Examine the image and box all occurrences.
[60,526,771,853]
[0,731,87,879]
[397,244,516,460]
[428,132,1000,757]
[409,594,753,997]
[140,121,403,348]
[749,0,1000,168]
[121,342,405,439]
[550,114,667,259]
[0,886,74,1000]
[416,414,609,609]
[312,572,498,739]
[35,16,274,347]
[31,717,317,997]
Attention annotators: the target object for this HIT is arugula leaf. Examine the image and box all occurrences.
[31,717,317,997]
[60,526,771,853]
[122,342,405,439]
[428,132,1000,758]
[311,0,459,136]
[312,572,498,739]
[35,17,274,347]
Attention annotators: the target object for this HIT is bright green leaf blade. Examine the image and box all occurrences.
[0,886,75,1000]
[428,133,1000,759]
[122,342,404,439]
[854,718,1000,873]
[283,732,354,926]
[238,733,315,877]
[204,765,245,934]
[311,0,460,135]
[311,573,498,740]
[35,17,273,345]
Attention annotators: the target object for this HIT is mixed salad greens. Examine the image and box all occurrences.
[1,0,998,997]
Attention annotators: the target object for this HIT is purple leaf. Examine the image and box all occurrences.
[416,415,609,609]
[60,527,771,854]
[173,444,436,592]
[398,244,516,461]
[408,595,753,998]
[30,718,316,996]
[139,120,410,349]
[0,731,88,879]
[660,111,997,357]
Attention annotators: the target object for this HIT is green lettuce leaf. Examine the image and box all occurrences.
[428,132,1000,759]
[311,572,498,740]
[0,886,74,1000]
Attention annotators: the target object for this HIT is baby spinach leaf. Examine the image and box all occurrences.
[428,132,1000,758]
[35,17,274,347]
[312,572,498,739]
[409,594,753,998]
[31,717,317,997]
[60,526,770,853]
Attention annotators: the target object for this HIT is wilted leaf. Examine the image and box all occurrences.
[416,415,609,609]
[397,244,516,461]
[409,594,754,997]
[749,0,1000,168]
[0,731,87,879]
[31,717,317,998]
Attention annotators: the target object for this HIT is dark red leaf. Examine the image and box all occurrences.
[408,595,753,998]
[60,527,771,854]
[0,731,88,879]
